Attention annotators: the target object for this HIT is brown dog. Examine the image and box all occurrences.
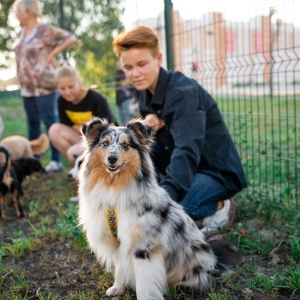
[0,134,49,163]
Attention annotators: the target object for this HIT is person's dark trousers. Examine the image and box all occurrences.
[23,92,60,162]
[179,173,236,220]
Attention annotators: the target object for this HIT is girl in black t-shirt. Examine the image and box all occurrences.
[48,62,115,170]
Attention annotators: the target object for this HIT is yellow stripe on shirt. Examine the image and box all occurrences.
[65,110,93,125]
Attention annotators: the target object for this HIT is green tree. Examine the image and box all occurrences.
[42,0,124,96]
[0,0,16,69]
[1,0,125,95]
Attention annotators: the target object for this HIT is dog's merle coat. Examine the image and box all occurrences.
[78,118,240,300]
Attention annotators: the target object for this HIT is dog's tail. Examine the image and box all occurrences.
[209,239,241,277]
[29,133,49,155]
[0,146,13,187]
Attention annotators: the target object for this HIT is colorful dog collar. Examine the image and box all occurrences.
[106,208,118,242]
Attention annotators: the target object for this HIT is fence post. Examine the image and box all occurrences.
[59,0,67,59]
[164,0,174,70]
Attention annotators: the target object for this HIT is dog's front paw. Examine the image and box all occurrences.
[106,285,125,297]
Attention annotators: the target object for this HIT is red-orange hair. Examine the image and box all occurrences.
[113,26,160,58]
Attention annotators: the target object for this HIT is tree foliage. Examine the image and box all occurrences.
[0,0,16,68]
[42,0,125,95]
[1,0,125,95]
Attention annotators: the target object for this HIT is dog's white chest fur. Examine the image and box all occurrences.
[78,185,147,288]
[79,188,139,247]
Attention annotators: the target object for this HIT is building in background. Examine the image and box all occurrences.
[135,9,300,95]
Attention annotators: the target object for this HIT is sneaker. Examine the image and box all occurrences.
[200,198,236,238]
[69,196,79,202]
[45,161,63,173]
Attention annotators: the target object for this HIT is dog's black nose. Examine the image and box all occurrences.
[108,155,118,164]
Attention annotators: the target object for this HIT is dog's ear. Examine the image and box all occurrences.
[82,117,109,139]
[127,118,154,144]
[78,156,84,170]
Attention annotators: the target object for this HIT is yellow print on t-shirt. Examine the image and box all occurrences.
[65,110,93,125]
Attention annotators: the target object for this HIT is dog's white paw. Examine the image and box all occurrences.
[106,285,125,297]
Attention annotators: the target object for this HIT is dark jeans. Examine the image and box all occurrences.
[179,173,236,220]
[23,92,60,162]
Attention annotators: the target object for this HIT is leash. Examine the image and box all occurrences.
[105,207,119,242]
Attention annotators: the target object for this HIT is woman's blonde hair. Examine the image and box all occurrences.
[113,26,160,57]
[13,0,42,18]
[54,61,83,86]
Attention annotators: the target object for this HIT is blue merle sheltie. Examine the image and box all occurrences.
[78,117,240,300]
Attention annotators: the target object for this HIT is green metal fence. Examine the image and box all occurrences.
[168,1,300,208]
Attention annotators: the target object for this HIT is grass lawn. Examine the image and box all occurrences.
[0,172,299,299]
[0,93,299,299]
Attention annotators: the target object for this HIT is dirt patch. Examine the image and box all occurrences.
[0,172,299,299]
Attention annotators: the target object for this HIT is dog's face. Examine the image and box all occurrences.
[68,154,83,180]
[81,117,154,189]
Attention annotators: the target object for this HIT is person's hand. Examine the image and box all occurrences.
[120,78,131,87]
[144,114,165,132]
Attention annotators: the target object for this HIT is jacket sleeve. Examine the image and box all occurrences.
[161,82,207,201]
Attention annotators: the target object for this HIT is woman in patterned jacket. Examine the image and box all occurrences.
[13,0,76,172]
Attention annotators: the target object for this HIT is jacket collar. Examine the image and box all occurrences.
[145,67,169,105]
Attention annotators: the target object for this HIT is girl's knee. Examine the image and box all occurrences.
[48,123,63,137]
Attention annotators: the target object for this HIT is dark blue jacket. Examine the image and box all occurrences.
[139,67,247,201]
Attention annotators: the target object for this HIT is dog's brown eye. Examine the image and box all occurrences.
[122,143,129,149]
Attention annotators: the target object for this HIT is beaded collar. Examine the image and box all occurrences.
[105,208,118,242]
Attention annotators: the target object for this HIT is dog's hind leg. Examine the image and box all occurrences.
[106,260,126,297]
[0,196,6,219]
[133,250,166,300]
[17,194,26,217]
[12,191,22,218]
